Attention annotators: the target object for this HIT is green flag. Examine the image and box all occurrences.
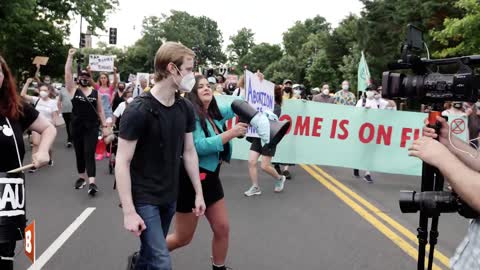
[357,51,371,92]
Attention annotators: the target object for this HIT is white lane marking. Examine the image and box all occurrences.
[27,207,96,270]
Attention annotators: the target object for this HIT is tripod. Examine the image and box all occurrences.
[416,109,444,270]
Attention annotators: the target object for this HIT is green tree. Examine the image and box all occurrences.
[156,11,226,65]
[431,0,480,57]
[264,55,301,84]
[0,0,118,80]
[282,16,330,58]
[238,43,283,73]
[227,28,255,64]
[306,50,337,89]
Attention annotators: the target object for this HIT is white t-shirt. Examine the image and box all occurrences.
[356,98,381,109]
[31,96,58,123]
[113,101,127,118]
[376,98,389,109]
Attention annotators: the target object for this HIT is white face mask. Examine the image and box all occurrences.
[322,89,329,95]
[39,91,49,98]
[150,79,155,85]
[366,91,374,99]
[342,84,349,91]
[173,65,195,93]
[294,89,302,96]
[126,97,134,104]
[374,94,381,100]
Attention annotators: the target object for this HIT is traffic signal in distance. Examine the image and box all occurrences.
[77,54,84,64]
[109,28,117,45]
[80,33,86,48]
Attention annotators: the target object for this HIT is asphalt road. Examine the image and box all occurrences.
[13,127,468,270]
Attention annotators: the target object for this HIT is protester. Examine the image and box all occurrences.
[231,75,246,98]
[313,83,334,103]
[21,78,58,172]
[0,55,56,270]
[213,83,225,96]
[112,90,133,128]
[353,86,381,183]
[133,77,150,97]
[115,42,206,270]
[112,81,127,112]
[275,79,295,179]
[167,75,247,270]
[282,79,295,100]
[245,84,287,196]
[334,80,356,106]
[58,83,74,148]
[442,101,466,117]
[65,48,110,196]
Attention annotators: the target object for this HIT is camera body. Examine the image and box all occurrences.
[382,24,480,103]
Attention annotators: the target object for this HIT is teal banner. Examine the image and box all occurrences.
[216,96,467,176]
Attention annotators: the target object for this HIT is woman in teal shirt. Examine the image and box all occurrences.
[167,75,247,270]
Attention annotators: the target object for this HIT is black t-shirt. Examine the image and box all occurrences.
[0,102,39,172]
[71,89,99,128]
[119,92,196,205]
[112,91,124,112]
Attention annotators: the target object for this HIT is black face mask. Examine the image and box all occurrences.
[453,102,463,109]
[284,87,292,93]
[79,79,89,87]
[118,87,125,92]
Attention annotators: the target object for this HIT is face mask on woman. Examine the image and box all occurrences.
[39,91,49,98]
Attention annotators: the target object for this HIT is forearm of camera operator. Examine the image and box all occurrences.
[438,154,480,213]
[446,136,480,171]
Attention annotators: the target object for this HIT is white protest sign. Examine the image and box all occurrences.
[89,55,114,72]
[245,70,275,137]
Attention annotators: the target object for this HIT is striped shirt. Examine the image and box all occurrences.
[451,219,480,269]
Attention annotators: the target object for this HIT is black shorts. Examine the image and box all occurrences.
[176,164,224,213]
[249,137,276,156]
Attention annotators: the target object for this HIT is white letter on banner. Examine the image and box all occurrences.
[1,184,17,210]
[15,184,25,209]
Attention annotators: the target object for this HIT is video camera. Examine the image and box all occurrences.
[382,24,480,103]
[381,24,480,270]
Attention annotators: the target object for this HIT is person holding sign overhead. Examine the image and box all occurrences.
[0,55,56,270]
[20,78,59,172]
[65,48,110,196]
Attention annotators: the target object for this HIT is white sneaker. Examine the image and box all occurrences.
[274,175,286,193]
[244,185,262,197]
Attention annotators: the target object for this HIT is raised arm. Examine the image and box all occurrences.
[65,48,76,95]
[112,67,119,90]
[20,78,35,103]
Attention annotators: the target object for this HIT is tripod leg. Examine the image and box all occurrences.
[417,162,435,270]
[427,169,445,270]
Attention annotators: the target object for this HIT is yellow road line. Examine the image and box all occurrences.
[310,165,451,268]
[301,165,444,270]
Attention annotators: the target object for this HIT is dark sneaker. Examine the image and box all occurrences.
[274,164,282,175]
[283,170,292,180]
[74,178,86,189]
[28,167,37,173]
[353,169,360,177]
[67,142,73,148]
[88,183,98,196]
[48,160,54,167]
[363,174,374,183]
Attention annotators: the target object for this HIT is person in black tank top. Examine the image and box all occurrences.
[65,48,110,196]
[111,82,126,112]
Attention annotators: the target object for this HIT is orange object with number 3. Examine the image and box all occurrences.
[25,220,35,264]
